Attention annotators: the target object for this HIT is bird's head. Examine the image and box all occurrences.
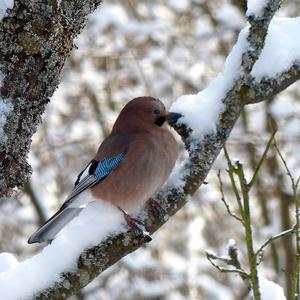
[112,97,182,133]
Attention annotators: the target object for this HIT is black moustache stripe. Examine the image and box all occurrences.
[155,116,166,126]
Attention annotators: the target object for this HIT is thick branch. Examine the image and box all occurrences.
[244,63,300,104]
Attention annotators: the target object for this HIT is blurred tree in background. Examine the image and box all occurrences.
[1,0,300,299]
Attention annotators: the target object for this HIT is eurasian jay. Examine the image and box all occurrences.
[28,97,181,244]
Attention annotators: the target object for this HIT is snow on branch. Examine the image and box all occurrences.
[246,0,268,18]
[0,0,14,22]
[1,0,300,299]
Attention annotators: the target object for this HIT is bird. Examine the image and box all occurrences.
[28,96,182,244]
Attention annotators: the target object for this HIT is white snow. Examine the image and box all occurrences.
[0,193,124,300]
[227,238,236,248]
[165,161,188,189]
[0,97,13,145]
[89,4,163,37]
[270,97,295,118]
[134,277,182,298]
[0,0,13,21]
[123,249,159,271]
[200,275,233,300]
[246,0,268,18]
[0,70,13,145]
[282,118,300,138]
[256,276,286,300]
[252,17,300,80]
[171,16,300,139]
[215,4,245,29]
[169,0,189,12]
[0,253,18,273]
[171,28,249,140]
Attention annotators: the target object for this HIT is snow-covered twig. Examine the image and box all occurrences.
[256,226,295,265]
[206,250,249,278]
[206,240,250,289]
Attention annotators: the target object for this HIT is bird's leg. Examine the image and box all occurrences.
[146,198,166,217]
[119,207,144,227]
[118,207,152,242]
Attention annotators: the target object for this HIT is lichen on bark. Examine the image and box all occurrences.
[0,0,102,197]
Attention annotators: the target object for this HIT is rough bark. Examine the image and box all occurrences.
[0,0,102,197]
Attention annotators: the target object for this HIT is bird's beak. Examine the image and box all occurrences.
[165,112,182,124]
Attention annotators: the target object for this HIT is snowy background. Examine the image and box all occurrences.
[1,0,300,299]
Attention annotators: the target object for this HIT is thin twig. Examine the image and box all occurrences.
[24,180,48,226]
[217,170,244,223]
[223,147,244,218]
[273,140,295,187]
[206,251,249,277]
[296,176,300,189]
[255,226,296,264]
[248,130,276,189]
[273,139,300,298]
[235,162,261,300]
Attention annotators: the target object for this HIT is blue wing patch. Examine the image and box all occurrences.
[93,153,125,180]
[65,152,125,204]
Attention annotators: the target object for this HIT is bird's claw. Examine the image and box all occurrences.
[118,207,152,242]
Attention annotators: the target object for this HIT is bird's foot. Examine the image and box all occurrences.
[118,207,152,242]
[146,198,166,217]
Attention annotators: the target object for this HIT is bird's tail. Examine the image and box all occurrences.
[28,207,83,244]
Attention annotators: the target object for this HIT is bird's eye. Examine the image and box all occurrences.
[153,108,160,115]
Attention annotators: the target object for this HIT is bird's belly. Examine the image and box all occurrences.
[91,152,171,212]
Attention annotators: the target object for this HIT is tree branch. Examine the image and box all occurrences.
[243,63,300,104]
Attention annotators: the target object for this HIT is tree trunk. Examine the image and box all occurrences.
[0,0,102,197]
